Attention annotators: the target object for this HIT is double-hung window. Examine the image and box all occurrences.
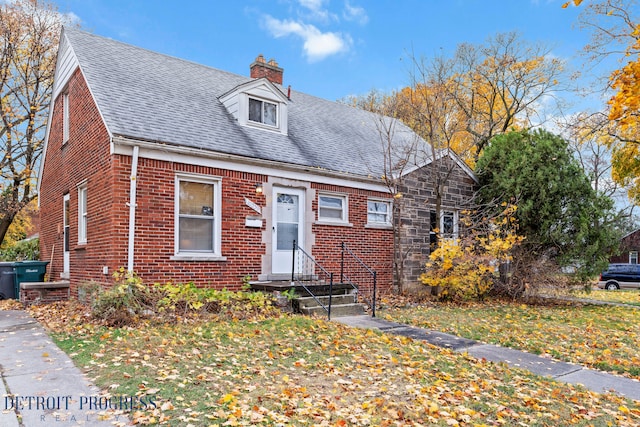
[318,193,348,223]
[77,183,87,244]
[175,175,221,257]
[248,97,277,127]
[367,199,391,226]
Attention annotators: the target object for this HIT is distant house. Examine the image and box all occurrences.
[38,28,476,295]
[609,229,640,264]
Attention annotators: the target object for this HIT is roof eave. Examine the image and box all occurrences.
[111,135,388,190]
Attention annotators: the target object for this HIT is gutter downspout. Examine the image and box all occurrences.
[127,145,140,273]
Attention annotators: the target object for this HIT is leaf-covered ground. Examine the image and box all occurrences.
[573,289,640,307]
[20,301,640,426]
[382,300,640,380]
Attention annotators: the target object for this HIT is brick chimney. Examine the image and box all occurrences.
[250,54,283,85]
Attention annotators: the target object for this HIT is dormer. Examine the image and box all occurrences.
[219,55,289,135]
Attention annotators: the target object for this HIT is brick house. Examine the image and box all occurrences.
[609,229,640,264]
[38,28,476,295]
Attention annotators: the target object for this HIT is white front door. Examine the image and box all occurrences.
[272,187,304,274]
[63,194,70,276]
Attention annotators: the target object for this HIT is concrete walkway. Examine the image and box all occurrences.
[0,310,129,426]
[335,315,640,402]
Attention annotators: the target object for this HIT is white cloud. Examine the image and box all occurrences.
[61,11,81,26]
[298,0,325,12]
[263,15,351,62]
[343,1,368,25]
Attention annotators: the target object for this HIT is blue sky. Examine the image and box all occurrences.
[55,0,596,103]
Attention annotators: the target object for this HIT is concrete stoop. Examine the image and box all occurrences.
[294,293,366,317]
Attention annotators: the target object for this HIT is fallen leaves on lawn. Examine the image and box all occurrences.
[574,289,640,306]
[44,303,640,426]
[384,300,640,380]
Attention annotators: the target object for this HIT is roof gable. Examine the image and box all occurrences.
[400,149,478,183]
[219,78,288,104]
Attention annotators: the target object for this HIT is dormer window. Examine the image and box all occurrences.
[249,98,277,127]
[219,78,289,135]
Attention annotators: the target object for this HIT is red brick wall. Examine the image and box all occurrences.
[39,68,116,295]
[311,183,394,294]
[40,69,394,295]
[125,160,267,289]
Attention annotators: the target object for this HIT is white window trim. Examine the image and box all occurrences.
[366,198,392,227]
[172,174,224,260]
[247,96,279,130]
[219,81,289,135]
[62,92,69,144]
[440,210,459,240]
[317,192,351,225]
[77,181,87,245]
[244,94,282,132]
[630,251,638,264]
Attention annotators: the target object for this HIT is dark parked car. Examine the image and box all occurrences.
[597,263,640,290]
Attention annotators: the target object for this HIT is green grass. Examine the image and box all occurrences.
[46,307,640,426]
[574,288,640,306]
[381,300,640,379]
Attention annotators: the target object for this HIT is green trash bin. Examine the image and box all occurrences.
[13,261,49,298]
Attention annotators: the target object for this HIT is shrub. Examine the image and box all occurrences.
[421,205,523,302]
[91,269,158,327]
[0,238,39,261]
[155,282,276,319]
[91,269,279,326]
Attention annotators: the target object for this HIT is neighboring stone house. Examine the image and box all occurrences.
[38,28,476,295]
[609,229,640,264]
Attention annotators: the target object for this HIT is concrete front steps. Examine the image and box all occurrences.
[294,294,365,317]
[250,280,367,318]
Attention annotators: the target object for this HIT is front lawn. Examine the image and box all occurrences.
[24,301,640,426]
[382,300,640,380]
[573,289,640,307]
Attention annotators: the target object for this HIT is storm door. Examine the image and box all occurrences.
[272,187,304,274]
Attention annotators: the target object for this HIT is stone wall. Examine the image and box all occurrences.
[396,156,477,292]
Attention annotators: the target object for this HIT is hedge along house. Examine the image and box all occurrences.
[38,28,476,295]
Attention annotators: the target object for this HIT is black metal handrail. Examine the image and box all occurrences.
[292,240,334,320]
[340,242,377,317]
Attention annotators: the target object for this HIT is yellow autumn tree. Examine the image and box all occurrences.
[608,53,640,201]
[575,0,640,202]
[447,34,565,161]
[0,0,73,245]
[421,204,524,301]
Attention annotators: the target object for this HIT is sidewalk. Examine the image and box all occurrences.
[0,310,129,426]
[335,315,640,402]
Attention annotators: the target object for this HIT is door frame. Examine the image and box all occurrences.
[62,193,70,278]
[271,186,305,275]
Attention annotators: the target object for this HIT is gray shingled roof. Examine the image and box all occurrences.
[64,28,421,179]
